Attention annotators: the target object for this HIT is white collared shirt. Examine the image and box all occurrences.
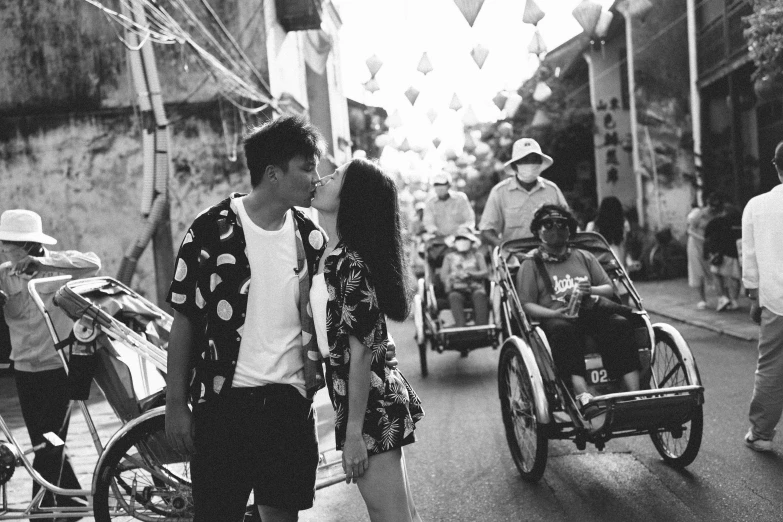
[479,176,568,241]
[742,184,783,316]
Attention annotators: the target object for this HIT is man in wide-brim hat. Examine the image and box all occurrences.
[479,137,568,246]
[0,209,100,512]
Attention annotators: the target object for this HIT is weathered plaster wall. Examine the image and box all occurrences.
[0,0,269,114]
[0,109,250,299]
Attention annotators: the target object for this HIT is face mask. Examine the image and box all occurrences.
[454,239,472,252]
[515,164,541,184]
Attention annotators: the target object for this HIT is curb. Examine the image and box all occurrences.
[646,307,757,343]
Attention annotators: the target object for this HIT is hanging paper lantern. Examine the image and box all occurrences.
[623,0,653,17]
[365,54,383,77]
[404,86,420,106]
[530,109,551,127]
[462,106,479,127]
[463,133,477,153]
[453,0,485,27]
[417,52,434,75]
[364,77,380,93]
[449,93,463,111]
[470,45,489,69]
[398,137,411,152]
[427,108,439,123]
[594,10,613,39]
[572,0,602,35]
[528,29,547,56]
[504,93,523,117]
[492,91,508,111]
[386,110,403,128]
[432,137,442,149]
[522,0,545,25]
[532,81,552,102]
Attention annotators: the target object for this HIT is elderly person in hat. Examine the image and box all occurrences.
[422,171,476,237]
[0,209,100,514]
[480,138,568,247]
[441,226,490,327]
[516,205,640,415]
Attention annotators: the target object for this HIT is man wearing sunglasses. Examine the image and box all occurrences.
[480,138,567,247]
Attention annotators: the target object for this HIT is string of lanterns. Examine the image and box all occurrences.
[363,0,623,155]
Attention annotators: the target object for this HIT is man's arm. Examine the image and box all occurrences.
[15,250,101,278]
[422,201,438,234]
[478,190,503,246]
[165,311,196,454]
[481,229,503,248]
[459,194,476,229]
[741,204,761,324]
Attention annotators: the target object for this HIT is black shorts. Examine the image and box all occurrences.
[192,384,319,521]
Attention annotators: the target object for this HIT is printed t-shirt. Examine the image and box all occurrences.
[516,249,611,310]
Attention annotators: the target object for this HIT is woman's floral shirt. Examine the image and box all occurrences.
[322,243,424,455]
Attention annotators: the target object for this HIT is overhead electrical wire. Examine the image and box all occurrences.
[80,0,284,114]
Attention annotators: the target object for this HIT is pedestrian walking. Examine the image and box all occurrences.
[164,116,329,522]
[686,193,723,310]
[586,196,630,268]
[741,140,783,452]
[310,158,424,522]
[704,204,742,312]
[479,138,567,247]
[0,209,101,518]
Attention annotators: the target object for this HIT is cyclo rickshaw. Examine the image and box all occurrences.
[413,235,502,377]
[493,232,704,482]
[0,275,343,521]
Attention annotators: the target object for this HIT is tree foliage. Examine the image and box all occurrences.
[744,0,783,85]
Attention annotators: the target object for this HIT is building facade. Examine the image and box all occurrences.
[0,0,350,298]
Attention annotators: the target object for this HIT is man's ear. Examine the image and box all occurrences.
[264,164,280,182]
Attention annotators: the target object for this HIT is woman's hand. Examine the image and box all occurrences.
[342,433,369,484]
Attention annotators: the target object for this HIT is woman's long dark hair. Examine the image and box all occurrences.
[594,196,625,245]
[336,159,411,321]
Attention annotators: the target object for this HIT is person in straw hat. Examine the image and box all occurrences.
[479,137,568,247]
[0,209,100,516]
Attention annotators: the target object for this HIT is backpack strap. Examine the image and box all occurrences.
[531,251,557,298]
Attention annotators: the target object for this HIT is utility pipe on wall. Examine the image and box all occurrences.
[686,0,703,207]
[620,1,645,228]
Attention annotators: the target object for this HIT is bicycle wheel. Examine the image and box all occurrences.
[498,344,547,482]
[649,330,703,468]
[94,411,193,521]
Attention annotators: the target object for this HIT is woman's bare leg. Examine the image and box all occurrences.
[356,448,418,522]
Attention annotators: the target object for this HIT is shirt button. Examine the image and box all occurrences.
[232,361,236,366]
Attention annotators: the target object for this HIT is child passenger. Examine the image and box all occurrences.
[441,227,490,327]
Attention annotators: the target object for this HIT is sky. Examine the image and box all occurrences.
[332,0,615,159]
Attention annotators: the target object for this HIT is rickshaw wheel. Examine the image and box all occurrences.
[94,412,194,521]
[498,345,548,482]
[648,330,703,468]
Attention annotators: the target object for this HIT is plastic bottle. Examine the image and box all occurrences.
[567,287,583,316]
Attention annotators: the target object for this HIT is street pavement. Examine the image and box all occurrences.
[0,276,775,521]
